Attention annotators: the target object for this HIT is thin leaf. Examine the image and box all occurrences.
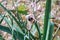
[0,3,23,29]
[48,22,54,40]
[0,25,24,40]
[42,0,51,40]
[34,21,41,40]
[0,15,5,24]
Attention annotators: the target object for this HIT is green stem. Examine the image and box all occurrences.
[43,0,51,40]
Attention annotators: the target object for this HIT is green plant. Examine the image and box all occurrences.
[0,0,54,40]
[0,35,5,40]
[42,0,54,40]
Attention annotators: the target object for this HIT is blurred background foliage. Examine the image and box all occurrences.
[0,0,60,40]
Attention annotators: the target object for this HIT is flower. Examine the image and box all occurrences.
[26,14,35,23]
[26,14,35,30]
